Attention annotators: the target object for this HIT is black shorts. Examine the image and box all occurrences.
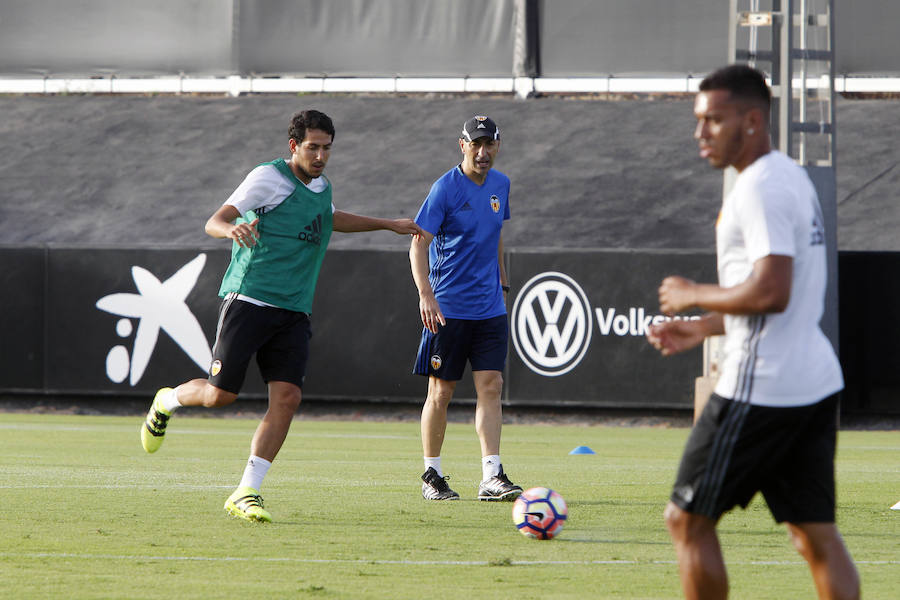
[413,315,508,381]
[208,294,312,394]
[671,393,839,523]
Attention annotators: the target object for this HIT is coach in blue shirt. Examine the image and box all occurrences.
[410,115,523,503]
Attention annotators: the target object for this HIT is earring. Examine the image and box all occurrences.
[747,128,755,135]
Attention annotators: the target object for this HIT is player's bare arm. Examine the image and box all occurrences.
[497,232,509,294]
[647,313,724,356]
[659,254,792,316]
[332,210,423,236]
[409,230,445,333]
[205,204,259,248]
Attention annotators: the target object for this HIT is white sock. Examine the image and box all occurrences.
[158,388,182,413]
[238,455,272,492]
[424,457,442,477]
[482,455,501,481]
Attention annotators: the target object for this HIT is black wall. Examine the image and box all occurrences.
[2,246,894,415]
[838,252,900,415]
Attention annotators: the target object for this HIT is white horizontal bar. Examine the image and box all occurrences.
[43,78,114,93]
[535,78,609,93]
[395,78,460,92]
[0,79,45,93]
[2,76,900,95]
[837,76,900,93]
[112,78,182,93]
[608,78,696,93]
[250,78,324,93]
[181,76,248,95]
[534,78,702,94]
[322,77,397,92]
[464,78,514,92]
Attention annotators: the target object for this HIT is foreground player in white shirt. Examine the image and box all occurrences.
[647,65,859,600]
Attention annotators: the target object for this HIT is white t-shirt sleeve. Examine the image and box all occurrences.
[738,180,797,264]
[225,164,294,216]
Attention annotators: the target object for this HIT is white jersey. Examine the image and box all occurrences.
[714,151,843,407]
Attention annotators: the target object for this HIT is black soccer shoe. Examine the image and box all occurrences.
[477,466,523,501]
[421,467,460,500]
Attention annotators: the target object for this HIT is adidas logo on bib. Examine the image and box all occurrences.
[298,214,324,244]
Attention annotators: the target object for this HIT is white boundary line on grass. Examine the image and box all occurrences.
[4,552,898,567]
[0,422,417,440]
[0,484,233,490]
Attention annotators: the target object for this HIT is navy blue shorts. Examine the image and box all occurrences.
[671,393,839,523]
[208,294,311,394]
[413,315,508,381]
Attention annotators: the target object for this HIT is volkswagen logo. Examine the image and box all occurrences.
[511,272,592,377]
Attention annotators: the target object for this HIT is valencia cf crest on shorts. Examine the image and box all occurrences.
[490,195,500,213]
[430,355,443,370]
[210,359,222,377]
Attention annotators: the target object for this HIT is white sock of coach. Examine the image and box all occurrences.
[482,455,501,481]
[424,457,442,477]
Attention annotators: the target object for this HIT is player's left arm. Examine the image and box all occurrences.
[332,210,423,236]
[658,254,792,316]
[647,312,725,356]
[498,181,511,295]
[497,233,509,296]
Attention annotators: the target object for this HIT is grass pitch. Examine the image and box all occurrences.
[1,412,897,599]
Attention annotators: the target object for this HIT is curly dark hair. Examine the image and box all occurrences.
[699,64,771,112]
[289,110,335,143]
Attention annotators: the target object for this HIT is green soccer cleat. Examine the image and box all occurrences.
[224,486,273,523]
[141,387,173,454]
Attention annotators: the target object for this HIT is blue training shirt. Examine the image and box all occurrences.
[415,165,511,319]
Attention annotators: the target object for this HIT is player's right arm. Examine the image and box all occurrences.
[410,230,445,333]
[656,256,792,317]
[646,312,724,357]
[205,204,259,248]
[205,166,280,247]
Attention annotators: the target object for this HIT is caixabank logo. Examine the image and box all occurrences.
[95,253,212,386]
[511,272,593,377]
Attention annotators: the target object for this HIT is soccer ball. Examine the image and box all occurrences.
[512,487,568,540]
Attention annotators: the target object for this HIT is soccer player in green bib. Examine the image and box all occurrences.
[140,110,422,522]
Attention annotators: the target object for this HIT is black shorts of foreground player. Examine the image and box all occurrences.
[646,65,859,599]
[140,109,423,523]
[410,115,522,502]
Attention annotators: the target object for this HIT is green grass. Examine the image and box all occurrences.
[0,413,897,599]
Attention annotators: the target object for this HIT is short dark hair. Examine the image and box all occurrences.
[699,64,771,112]
[289,110,335,143]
